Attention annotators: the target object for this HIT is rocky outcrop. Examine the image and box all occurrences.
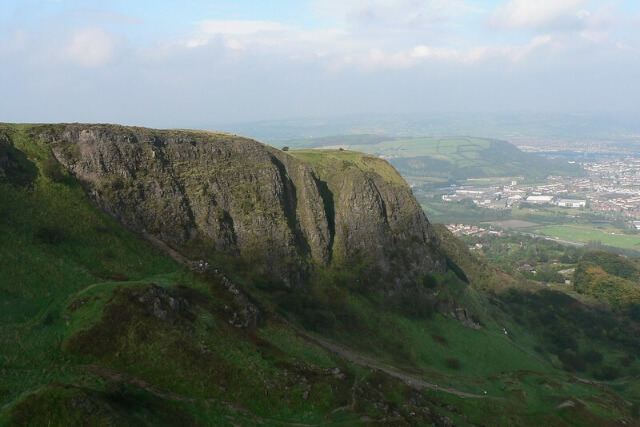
[31,124,444,290]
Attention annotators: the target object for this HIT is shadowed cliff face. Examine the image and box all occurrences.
[34,124,444,289]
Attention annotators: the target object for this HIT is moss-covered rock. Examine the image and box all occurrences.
[28,124,444,290]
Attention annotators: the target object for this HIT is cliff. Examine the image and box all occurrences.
[28,124,445,290]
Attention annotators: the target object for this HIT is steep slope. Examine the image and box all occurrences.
[0,124,459,425]
[30,124,444,291]
[2,123,639,425]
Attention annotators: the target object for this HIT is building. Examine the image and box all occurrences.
[518,264,536,273]
[526,195,554,204]
[557,199,586,208]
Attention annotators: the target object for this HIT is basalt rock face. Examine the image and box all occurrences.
[34,124,444,290]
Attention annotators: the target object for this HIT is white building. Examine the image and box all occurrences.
[557,199,586,208]
[526,195,554,204]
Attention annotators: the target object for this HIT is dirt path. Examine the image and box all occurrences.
[297,331,492,399]
[143,233,192,264]
[141,233,493,400]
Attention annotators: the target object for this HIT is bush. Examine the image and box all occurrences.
[445,358,461,370]
[431,334,447,345]
[620,356,632,367]
[422,275,438,289]
[593,365,620,381]
[34,226,65,245]
[392,292,433,319]
[582,349,603,364]
[301,308,336,331]
[559,350,586,372]
[42,152,64,182]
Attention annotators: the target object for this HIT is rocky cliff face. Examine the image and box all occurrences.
[33,124,444,290]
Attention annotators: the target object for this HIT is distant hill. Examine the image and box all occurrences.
[224,113,640,143]
[277,135,584,182]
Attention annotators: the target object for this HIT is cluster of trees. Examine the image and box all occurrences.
[499,289,639,379]
[462,234,583,283]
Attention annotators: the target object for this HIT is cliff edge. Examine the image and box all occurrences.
[27,124,444,290]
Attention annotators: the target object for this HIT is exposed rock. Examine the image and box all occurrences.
[136,285,188,324]
[437,301,481,329]
[34,124,444,291]
[219,274,262,328]
[555,399,576,410]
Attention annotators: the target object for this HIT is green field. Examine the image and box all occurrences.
[351,136,490,157]
[286,135,583,184]
[534,225,640,250]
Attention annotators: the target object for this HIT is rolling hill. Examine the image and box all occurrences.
[276,135,584,183]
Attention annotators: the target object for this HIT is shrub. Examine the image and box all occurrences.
[559,350,586,372]
[42,152,64,182]
[593,365,620,381]
[431,334,447,345]
[620,356,632,367]
[422,275,438,289]
[34,226,65,245]
[392,292,433,319]
[445,358,461,370]
[582,349,604,364]
[301,308,336,331]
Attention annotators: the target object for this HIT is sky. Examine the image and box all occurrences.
[1,0,640,129]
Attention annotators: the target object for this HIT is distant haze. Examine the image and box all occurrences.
[1,1,640,130]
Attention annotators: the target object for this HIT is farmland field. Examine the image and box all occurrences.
[533,225,640,250]
[281,134,582,184]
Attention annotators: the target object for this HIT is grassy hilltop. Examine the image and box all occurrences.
[1,124,639,425]
[276,135,583,184]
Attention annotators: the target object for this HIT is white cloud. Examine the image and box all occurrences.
[489,0,587,30]
[181,18,351,63]
[225,38,246,51]
[66,27,114,67]
[314,0,482,27]
[197,20,290,37]
[338,34,557,71]
[185,20,292,49]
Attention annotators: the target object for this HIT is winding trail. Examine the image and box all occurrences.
[142,230,494,400]
[292,326,492,399]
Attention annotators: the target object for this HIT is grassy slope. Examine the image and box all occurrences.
[289,148,408,187]
[0,125,637,425]
[0,125,364,425]
[286,136,583,182]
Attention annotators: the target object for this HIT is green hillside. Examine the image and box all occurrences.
[573,251,640,309]
[277,136,583,183]
[1,124,639,425]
